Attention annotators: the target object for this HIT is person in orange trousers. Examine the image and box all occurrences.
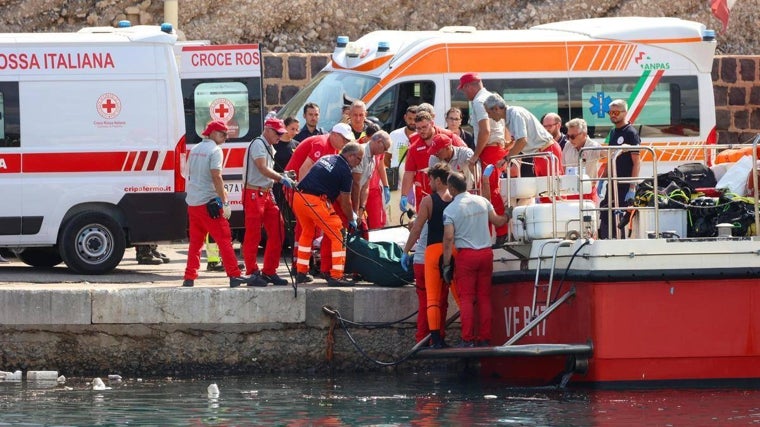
[402,163,459,348]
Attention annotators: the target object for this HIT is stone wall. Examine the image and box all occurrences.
[2,0,758,55]
[264,53,760,144]
[713,56,760,144]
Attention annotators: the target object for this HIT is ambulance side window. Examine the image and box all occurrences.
[572,76,700,139]
[0,82,20,148]
[449,78,569,132]
[182,78,263,144]
[368,81,435,131]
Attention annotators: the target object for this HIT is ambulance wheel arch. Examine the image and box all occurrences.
[57,205,127,275]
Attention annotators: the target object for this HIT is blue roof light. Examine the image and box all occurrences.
[160,23,173,34]
[336,36,349,48]
[378,41,390,52]
[117,20,131,28]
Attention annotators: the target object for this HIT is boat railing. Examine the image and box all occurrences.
[501,137,760,244]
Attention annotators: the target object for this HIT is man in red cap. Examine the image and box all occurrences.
[427,133,475,176]
[241,118,296,286]
[183,120,260,288]
[458,72,509,242]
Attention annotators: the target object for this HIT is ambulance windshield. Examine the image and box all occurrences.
[277,71,379,129]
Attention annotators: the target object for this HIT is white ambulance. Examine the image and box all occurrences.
[277,17,718,166]
[176,42,264,238]
[0,24,187,274]
[0,23,265,273]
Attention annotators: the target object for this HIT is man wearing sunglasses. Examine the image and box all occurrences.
[599,99,641,239]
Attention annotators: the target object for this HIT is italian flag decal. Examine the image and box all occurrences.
[626,68,665,124]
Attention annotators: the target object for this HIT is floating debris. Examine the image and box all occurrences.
[27,371,59,381]
[207,383,220,398]
[57,375,66,384]
[0,370,22,381]
[92,378,110,390]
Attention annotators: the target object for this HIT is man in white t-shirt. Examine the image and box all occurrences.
[388,105,418,172]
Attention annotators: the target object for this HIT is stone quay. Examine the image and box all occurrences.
[0,244,464,378]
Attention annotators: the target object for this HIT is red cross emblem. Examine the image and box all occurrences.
[210,98,235,122]
[96,93,122,119]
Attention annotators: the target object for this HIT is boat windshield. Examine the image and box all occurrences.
[276,71,380,130]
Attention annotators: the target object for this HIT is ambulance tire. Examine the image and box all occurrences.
[59,212,126,275]
[17,247,63,268]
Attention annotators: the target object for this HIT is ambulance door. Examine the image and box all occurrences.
[0,82,22,244]
[366,79,440,131]
[181,77,263,232]
[366,77,441,191]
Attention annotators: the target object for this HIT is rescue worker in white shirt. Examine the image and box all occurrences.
[457,73,509,241]
[353,131,392,226]
[241,117,295,286]
[442,171,509,347]
[348,100,390,229]
[182,120,260,288]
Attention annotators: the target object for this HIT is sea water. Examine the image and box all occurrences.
[1,372,758,426]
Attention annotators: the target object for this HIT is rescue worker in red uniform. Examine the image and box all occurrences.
[182,121,260,288]
[241,117,295,286]
[399,111,466,212]
[292,143,364,287]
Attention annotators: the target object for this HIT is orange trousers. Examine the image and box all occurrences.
[424,243,458,332]
[292,193,345,279]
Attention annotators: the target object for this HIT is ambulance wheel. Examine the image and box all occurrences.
[17,247,62,268]
[59,212,126,274]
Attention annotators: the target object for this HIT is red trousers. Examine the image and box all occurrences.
[480,145,508,237]
[366,186,386,230]
[455,247,493,342]
[242,188,284,276]
[533,143,564,177]
[184,204,241,279]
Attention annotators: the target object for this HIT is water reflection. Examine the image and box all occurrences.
[0,373,758,426]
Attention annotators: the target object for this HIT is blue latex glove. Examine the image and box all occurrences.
[596,181,607,199]
[483,164,495,178]
[625,188,636,202]
[280,174,295,189]
[399,195,408,212]
[400,252,412,272]
[382,186,391,205]
[348,220,358,232]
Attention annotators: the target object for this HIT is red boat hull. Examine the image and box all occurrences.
[484,277,760,385]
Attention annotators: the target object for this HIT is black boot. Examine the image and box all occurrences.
[430,330,448,349]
